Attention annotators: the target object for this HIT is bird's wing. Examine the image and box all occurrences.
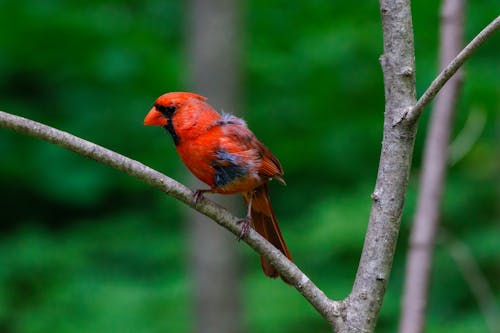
[217,120,284,183]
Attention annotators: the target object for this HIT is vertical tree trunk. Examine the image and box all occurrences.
[343,1,417,331]
[186,1,244,333]
[399,1,465,333]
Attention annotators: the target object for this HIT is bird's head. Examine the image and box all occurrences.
[144,92,208,126]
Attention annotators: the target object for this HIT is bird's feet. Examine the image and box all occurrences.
[193,189,206,203]
[237,215,252,241]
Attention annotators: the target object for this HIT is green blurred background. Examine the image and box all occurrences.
[0,0,498,332]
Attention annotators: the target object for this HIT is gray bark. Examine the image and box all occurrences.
[343,1,417,331]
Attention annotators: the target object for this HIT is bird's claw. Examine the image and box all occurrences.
[237,216,252,241]
[193,190,205,204]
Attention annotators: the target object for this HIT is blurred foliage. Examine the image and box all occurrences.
[0,0,499,332]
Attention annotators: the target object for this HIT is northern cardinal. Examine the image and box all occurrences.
[144,91,292,280]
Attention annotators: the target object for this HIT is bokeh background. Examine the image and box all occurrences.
[1,0,499,332]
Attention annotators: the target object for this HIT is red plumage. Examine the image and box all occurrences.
[144,92,292,281]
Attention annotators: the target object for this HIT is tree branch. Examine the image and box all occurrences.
[399,1,465,332]
[343,1,417,332]
[0,110,342,329]
[405,15,500,123]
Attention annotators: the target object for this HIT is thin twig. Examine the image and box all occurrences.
[0,110,342,328]
[405,15,500,123]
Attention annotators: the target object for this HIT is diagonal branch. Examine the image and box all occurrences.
[405,15,500,123]
[0,110,343,329]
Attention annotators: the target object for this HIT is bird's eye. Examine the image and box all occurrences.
[156,105,177,116]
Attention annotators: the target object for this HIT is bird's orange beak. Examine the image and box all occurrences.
[144,107,167,126]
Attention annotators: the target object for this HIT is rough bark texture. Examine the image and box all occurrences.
[399,1,465,332]
[344,1,417,332]
[186,1,243,332]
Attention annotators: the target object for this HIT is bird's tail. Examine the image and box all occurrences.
[243,183,292,282]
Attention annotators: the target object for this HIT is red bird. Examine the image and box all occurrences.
[144,92,292,280]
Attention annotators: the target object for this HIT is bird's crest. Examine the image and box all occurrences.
[155,92,208,108]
